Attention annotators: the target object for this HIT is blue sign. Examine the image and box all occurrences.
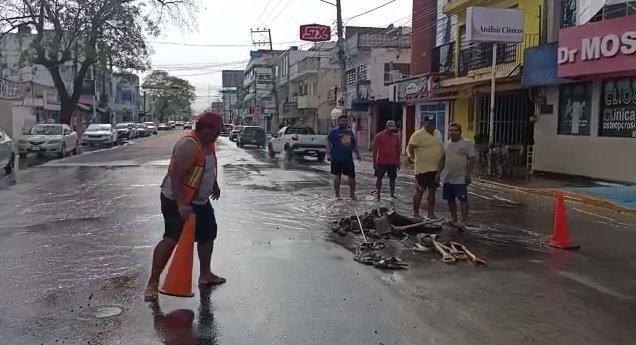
[250,50,263,58]
[522,43,565,88]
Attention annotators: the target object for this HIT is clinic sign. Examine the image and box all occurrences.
[558,14,636,78]
[466,6,524,43]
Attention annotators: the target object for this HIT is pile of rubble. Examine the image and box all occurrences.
[330,208,487,268]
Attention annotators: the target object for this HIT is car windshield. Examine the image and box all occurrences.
[134,124,146,128]
[29,125,62,135]
[116,124,130,129]
[143,122,155,126]
[286,127,315,135]
[87,124,111,131]
[234,126,243,131]
[244,127,264,134]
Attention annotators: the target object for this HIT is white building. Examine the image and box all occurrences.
[332,26,411,149]
[240,50,284,130]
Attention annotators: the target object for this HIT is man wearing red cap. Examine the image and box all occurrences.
[145,111,226,302]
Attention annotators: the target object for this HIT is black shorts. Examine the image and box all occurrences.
[331,160,355,178]
[415,171,439,189]
[375,164,398,179]
[160,194,218,243]
[443,183,469,203]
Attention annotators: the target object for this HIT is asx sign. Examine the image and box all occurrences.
[299,24,331,42]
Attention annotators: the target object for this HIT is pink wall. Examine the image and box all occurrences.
[558,14,636,78]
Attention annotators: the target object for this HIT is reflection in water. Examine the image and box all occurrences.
[151,287,219,345]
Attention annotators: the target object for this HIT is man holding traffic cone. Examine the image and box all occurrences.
[145,111,226,302]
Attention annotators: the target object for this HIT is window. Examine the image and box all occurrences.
[357,65,368,81]
[346,69,356,85]
[558,82,592,136]
[600,78,636,138]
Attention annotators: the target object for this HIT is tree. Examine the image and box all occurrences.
[0,0,196,124]
[143,70,195,122]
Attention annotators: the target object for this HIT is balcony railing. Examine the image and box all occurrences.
[457,34,540,77]
[432,42,455,74]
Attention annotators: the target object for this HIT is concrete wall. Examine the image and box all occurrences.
[317,68,340,134]
[450,97,475,141]
[534,83,636,183]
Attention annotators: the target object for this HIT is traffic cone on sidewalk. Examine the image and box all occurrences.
[549,193,580,250]
[159,215,196,297]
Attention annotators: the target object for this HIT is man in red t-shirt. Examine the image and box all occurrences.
[373,120,401,199]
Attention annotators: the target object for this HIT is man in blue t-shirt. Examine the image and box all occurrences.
[326,115,361,200]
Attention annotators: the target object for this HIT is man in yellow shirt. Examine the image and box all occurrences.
[407,117,444,219]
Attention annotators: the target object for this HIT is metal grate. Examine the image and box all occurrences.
[474,90,534,169]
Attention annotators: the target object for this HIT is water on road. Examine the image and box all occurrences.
[0,132,634,345]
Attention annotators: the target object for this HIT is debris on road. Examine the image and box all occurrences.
[332,208,487,268]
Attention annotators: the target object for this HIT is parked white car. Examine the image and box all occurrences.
[82,123,118,147]
[0,127,16,174]
[268,126,327,161]
[17,123,79,158]
[143,122,158,135]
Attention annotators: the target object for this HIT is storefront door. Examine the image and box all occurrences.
[418,102,447,140]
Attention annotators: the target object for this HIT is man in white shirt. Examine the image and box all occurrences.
[437,122,477,230]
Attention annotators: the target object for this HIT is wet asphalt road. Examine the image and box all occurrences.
[0,131,635,345]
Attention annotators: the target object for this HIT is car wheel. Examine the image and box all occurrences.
[4,153,15,175]
[58,143,66,158]
[72,145,78,155]
[317,153,326,162]
[268,144,276,158]
[19,153,26,159]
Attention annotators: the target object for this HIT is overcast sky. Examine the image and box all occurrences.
[148,0,412,112]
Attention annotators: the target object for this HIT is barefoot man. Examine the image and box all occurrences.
[372,120,401,199]
[438,122,477,230]
[407,116,444,219]
[326,115,361,200]
[145,111,226,302]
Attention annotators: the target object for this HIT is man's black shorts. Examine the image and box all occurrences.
[415,171,439,189]
[442,183,469,202]
[331,160,355,178]
[160,193,218,243]
[375,164,398,179]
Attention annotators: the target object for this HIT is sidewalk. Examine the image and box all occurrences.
[360,150,636,215]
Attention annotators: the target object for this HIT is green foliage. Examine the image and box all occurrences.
[0,0,196,124]
[143,70,195,122]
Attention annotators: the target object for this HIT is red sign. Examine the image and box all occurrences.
[558,14,636,78]
[300,24,331,42]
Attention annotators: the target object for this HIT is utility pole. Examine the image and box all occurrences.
[336,0,347,116]
[251,28,280,132]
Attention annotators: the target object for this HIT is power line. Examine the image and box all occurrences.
[251,0,276,29]
[347,0,398,20]
[149,41,304,47]
[265,0,295,27]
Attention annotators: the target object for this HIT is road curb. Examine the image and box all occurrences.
[474,177,636,216]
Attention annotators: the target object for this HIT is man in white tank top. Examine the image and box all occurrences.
[145,112,226,302]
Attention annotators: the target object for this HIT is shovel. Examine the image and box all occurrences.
[373,204,392,235]
[450,242,487,266]
[431,235,456,264]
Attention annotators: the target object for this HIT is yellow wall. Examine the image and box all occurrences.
[451,97,475,141]
[453,0,543,71]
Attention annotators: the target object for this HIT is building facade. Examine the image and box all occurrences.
[530,2,636,183]
[335,26,411,149]
[239,50,284,130]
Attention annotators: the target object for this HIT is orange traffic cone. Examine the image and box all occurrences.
[160,215,196,297]
[549,193,580,250]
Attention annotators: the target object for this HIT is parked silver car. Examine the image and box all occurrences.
[0,127,16,174]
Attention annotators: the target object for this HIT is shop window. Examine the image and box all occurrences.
[558,82,592,136]
[346,69,356,85]
[600,78,636,138]
[419,102,447,139]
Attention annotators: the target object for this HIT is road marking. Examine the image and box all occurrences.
[468,191,493,200]
[492,195,517,203]
[557,271,633,300]
[572,207,636,227]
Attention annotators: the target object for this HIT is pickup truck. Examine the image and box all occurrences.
[268,126,327,161]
